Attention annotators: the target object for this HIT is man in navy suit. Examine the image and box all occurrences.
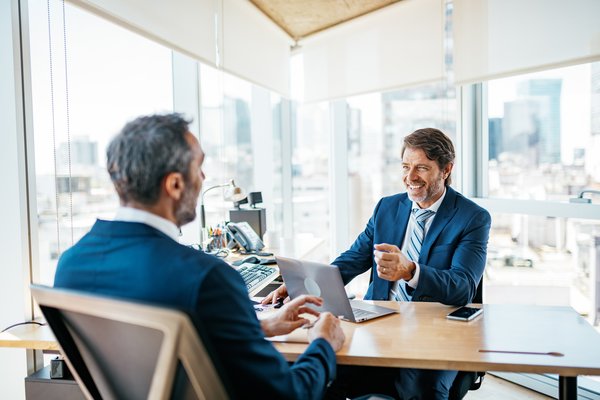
[54,113,345,399]
[264,128,491,399]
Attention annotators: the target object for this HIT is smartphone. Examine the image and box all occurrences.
[446,306,483,321]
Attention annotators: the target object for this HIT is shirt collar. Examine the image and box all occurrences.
[411,187,447,213]
[114,207,180,242]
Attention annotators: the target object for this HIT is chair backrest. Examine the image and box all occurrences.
[473,276,483,304]
[31,285,228,400]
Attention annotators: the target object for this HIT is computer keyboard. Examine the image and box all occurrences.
[352,307,378,320]
[235,263,279,297]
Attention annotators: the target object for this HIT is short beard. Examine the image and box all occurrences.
[175,185,197,227]
[406,173,445,205]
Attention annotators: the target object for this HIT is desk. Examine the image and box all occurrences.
[5,303,599,399]
[273,302,600,400]
[0,322,58,352]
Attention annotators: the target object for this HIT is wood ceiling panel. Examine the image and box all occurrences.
[250,0,400,41]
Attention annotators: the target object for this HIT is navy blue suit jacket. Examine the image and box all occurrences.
[54,220,336,400]
[333,187,491,305]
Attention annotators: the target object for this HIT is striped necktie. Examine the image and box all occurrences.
[392,208,436,302]
[407,208,436,263]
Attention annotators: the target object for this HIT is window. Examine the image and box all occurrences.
[199,65,253,232]
[291,101,330,262]
[199,65,284,245]
[28,0,173,285]
[487,63,600,201]
[483,61,600,325]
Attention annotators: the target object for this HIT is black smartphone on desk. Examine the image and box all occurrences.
[446,306,483,321]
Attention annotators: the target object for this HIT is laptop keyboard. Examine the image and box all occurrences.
[352,307,378,320]
[236,263,279,295]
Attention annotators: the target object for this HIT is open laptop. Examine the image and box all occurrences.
[276,256,397,323]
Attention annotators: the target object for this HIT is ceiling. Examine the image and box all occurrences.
[250,0,401,41]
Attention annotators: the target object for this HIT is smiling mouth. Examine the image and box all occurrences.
[408,184,425,190]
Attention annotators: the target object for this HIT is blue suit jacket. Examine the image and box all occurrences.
[333,187,491,305]
[54,220,336,400]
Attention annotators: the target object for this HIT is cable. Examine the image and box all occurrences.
[47,0,61,257]
[1,321,46,333]
[61,0,74,245]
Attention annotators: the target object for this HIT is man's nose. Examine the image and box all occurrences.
[407,168,419,181]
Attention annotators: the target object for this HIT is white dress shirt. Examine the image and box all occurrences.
[114,207,180,242]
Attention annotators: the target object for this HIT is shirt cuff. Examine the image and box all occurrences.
[406,262,420,288]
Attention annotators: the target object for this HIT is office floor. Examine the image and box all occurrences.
[466,374,552,399]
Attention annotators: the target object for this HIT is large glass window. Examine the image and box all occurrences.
[487,62,600,201]
[486,213,600,316]
[484,61,600,329]
[28,0,173,285]
[199,65,284,245]
[291,102,330,262]
[199,65,254,232]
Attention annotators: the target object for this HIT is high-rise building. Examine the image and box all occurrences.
[517,79,562,164]
[488,117,503,160]
[58,136,98,168]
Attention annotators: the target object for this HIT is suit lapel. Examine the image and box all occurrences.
[419,187,458,261]
[394,196,412,247]
[375,195,411,299]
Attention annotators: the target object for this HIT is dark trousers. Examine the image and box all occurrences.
[325,365,458,400]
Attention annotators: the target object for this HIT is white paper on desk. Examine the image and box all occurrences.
[267,328,310,343]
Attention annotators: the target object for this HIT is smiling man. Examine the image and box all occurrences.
[265,128,491,399]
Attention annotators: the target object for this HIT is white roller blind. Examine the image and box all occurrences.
[222,0,292,96]
[300,0,444,103]
[454,0,600,85]
[67,0,218,67]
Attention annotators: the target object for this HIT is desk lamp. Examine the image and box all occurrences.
[200,179,246,230]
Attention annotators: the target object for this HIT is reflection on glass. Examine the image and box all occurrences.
[486,212,600,323]
[29,0,173,284]
[487,62,600,201]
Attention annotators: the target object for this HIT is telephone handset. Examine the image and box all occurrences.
[227,221,264,252]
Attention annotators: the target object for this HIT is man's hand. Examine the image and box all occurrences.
[373,243,415,282]
[260,295,321,337]
[261,283,289,305]
[308,312,345,352]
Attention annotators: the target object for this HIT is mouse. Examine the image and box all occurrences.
[232,256,261,266]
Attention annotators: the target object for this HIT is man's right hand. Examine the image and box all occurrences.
[261,283,289,305]
[308,312,345,352]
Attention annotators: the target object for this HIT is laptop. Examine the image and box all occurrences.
[276,256,397,323]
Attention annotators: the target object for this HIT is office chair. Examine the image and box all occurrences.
[448,278,485,400]
[31,285,228,400]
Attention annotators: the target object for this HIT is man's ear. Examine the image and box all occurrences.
[444,163,454,179]
[163,172,185,200]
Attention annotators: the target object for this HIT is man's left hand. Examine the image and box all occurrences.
[373,243,415,282]
[260,295,322,337]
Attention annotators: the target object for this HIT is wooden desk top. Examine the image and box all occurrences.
[273,302,600,377]
[4,302,600,377]
[0,322,58,351]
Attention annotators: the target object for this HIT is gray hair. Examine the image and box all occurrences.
[107,113,193,204]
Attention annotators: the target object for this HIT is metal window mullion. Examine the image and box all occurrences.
[329,99,350,259]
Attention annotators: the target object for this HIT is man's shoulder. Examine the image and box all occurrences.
[447,187,490,219]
